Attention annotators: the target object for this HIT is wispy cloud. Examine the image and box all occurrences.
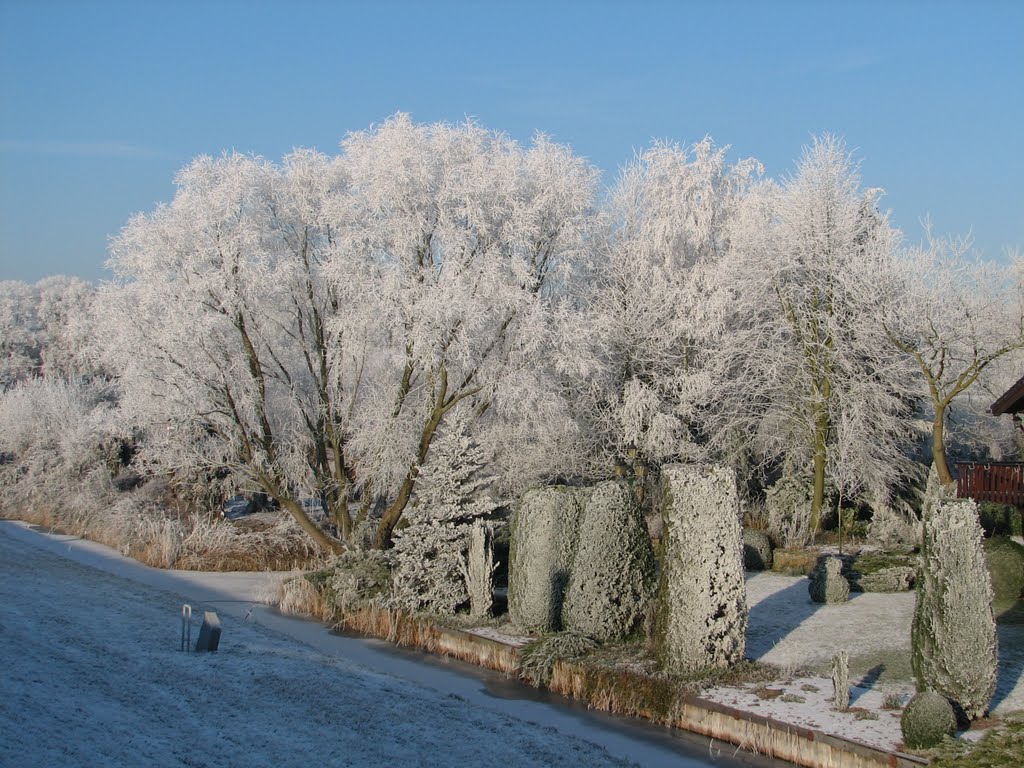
[0,140,153,157]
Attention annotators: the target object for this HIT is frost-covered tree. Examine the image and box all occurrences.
[911,484,997,720]
[99,150,359,551]
[33,276,97,380]
[655,464,746,673]
[0,376,123,511]
[389,415,495,614]
[713,136,915,531]
[507,485,587,633]
[329,115,597,547]
[0,276,96,387]
[0,280,42,388]
[561,480,655,641]
[580,139,760,476]
[882,235,1024,484]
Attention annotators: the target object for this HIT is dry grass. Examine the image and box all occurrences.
[1,477,327,572]
[274,572,332,621]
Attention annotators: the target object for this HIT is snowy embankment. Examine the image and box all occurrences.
[0,522,757,768]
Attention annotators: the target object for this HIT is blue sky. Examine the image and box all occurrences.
[1,0,1021,282]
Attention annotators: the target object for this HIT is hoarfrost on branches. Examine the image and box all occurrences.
[881,233,1024,485]
[711,136,916,533]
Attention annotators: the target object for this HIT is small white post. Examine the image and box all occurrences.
[181,604,192,652]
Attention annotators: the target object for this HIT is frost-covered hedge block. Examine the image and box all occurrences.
[809,556,849,604]
[654,464,747,674]
[562,481,655,642]
[912,496,997,720]
[857,566,915,593]
[508,486,587,633]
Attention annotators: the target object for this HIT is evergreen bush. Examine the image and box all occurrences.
[900,690,956,750]
[389,420,494,615]
[978,502,1023,538]
[654,464,747,674]
[742,528,773,571]
[561,481,656,641]
[461,520,497,618]
[912,490,998,721]
[983,536,1024,610]
[507,485,587,633]
[809,556,850,604]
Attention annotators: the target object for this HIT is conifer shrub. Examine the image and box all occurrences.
[461,520,497,619]
[561,481,656,641]
[329,549,392,615]
[654,464,747,674]
[912,488,997,721]
[764,475,815,547]
[389,420,494,615]
[507,485,587,633]
[900,690,956,750]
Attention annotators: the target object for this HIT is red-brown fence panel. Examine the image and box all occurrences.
[955,462,1024,508]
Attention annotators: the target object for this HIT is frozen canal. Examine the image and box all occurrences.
[0,521,782,767]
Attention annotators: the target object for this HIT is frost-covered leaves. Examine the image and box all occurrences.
[561,481,655,642]
[389,419,495,615]
[654,464,746,674]
[507,486,587,633]
[912,495,997,720]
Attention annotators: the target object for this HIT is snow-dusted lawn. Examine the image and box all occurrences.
[0,523,654,768]
[703,572,1024,751]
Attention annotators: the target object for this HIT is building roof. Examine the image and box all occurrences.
[991,373,1024,416]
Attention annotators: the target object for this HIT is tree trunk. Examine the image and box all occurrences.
[373,473,415,549]
[932,409,953,485]
[810,378,831,534]
[280,498,345,555]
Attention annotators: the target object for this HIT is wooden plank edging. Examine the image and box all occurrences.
[338,607,927,768]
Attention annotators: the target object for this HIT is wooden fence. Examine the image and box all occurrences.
[955,461,1024,508]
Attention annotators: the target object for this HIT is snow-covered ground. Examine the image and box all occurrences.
[5,521,1020,763]
[0,522,773,768]
[703,572,1024,751]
